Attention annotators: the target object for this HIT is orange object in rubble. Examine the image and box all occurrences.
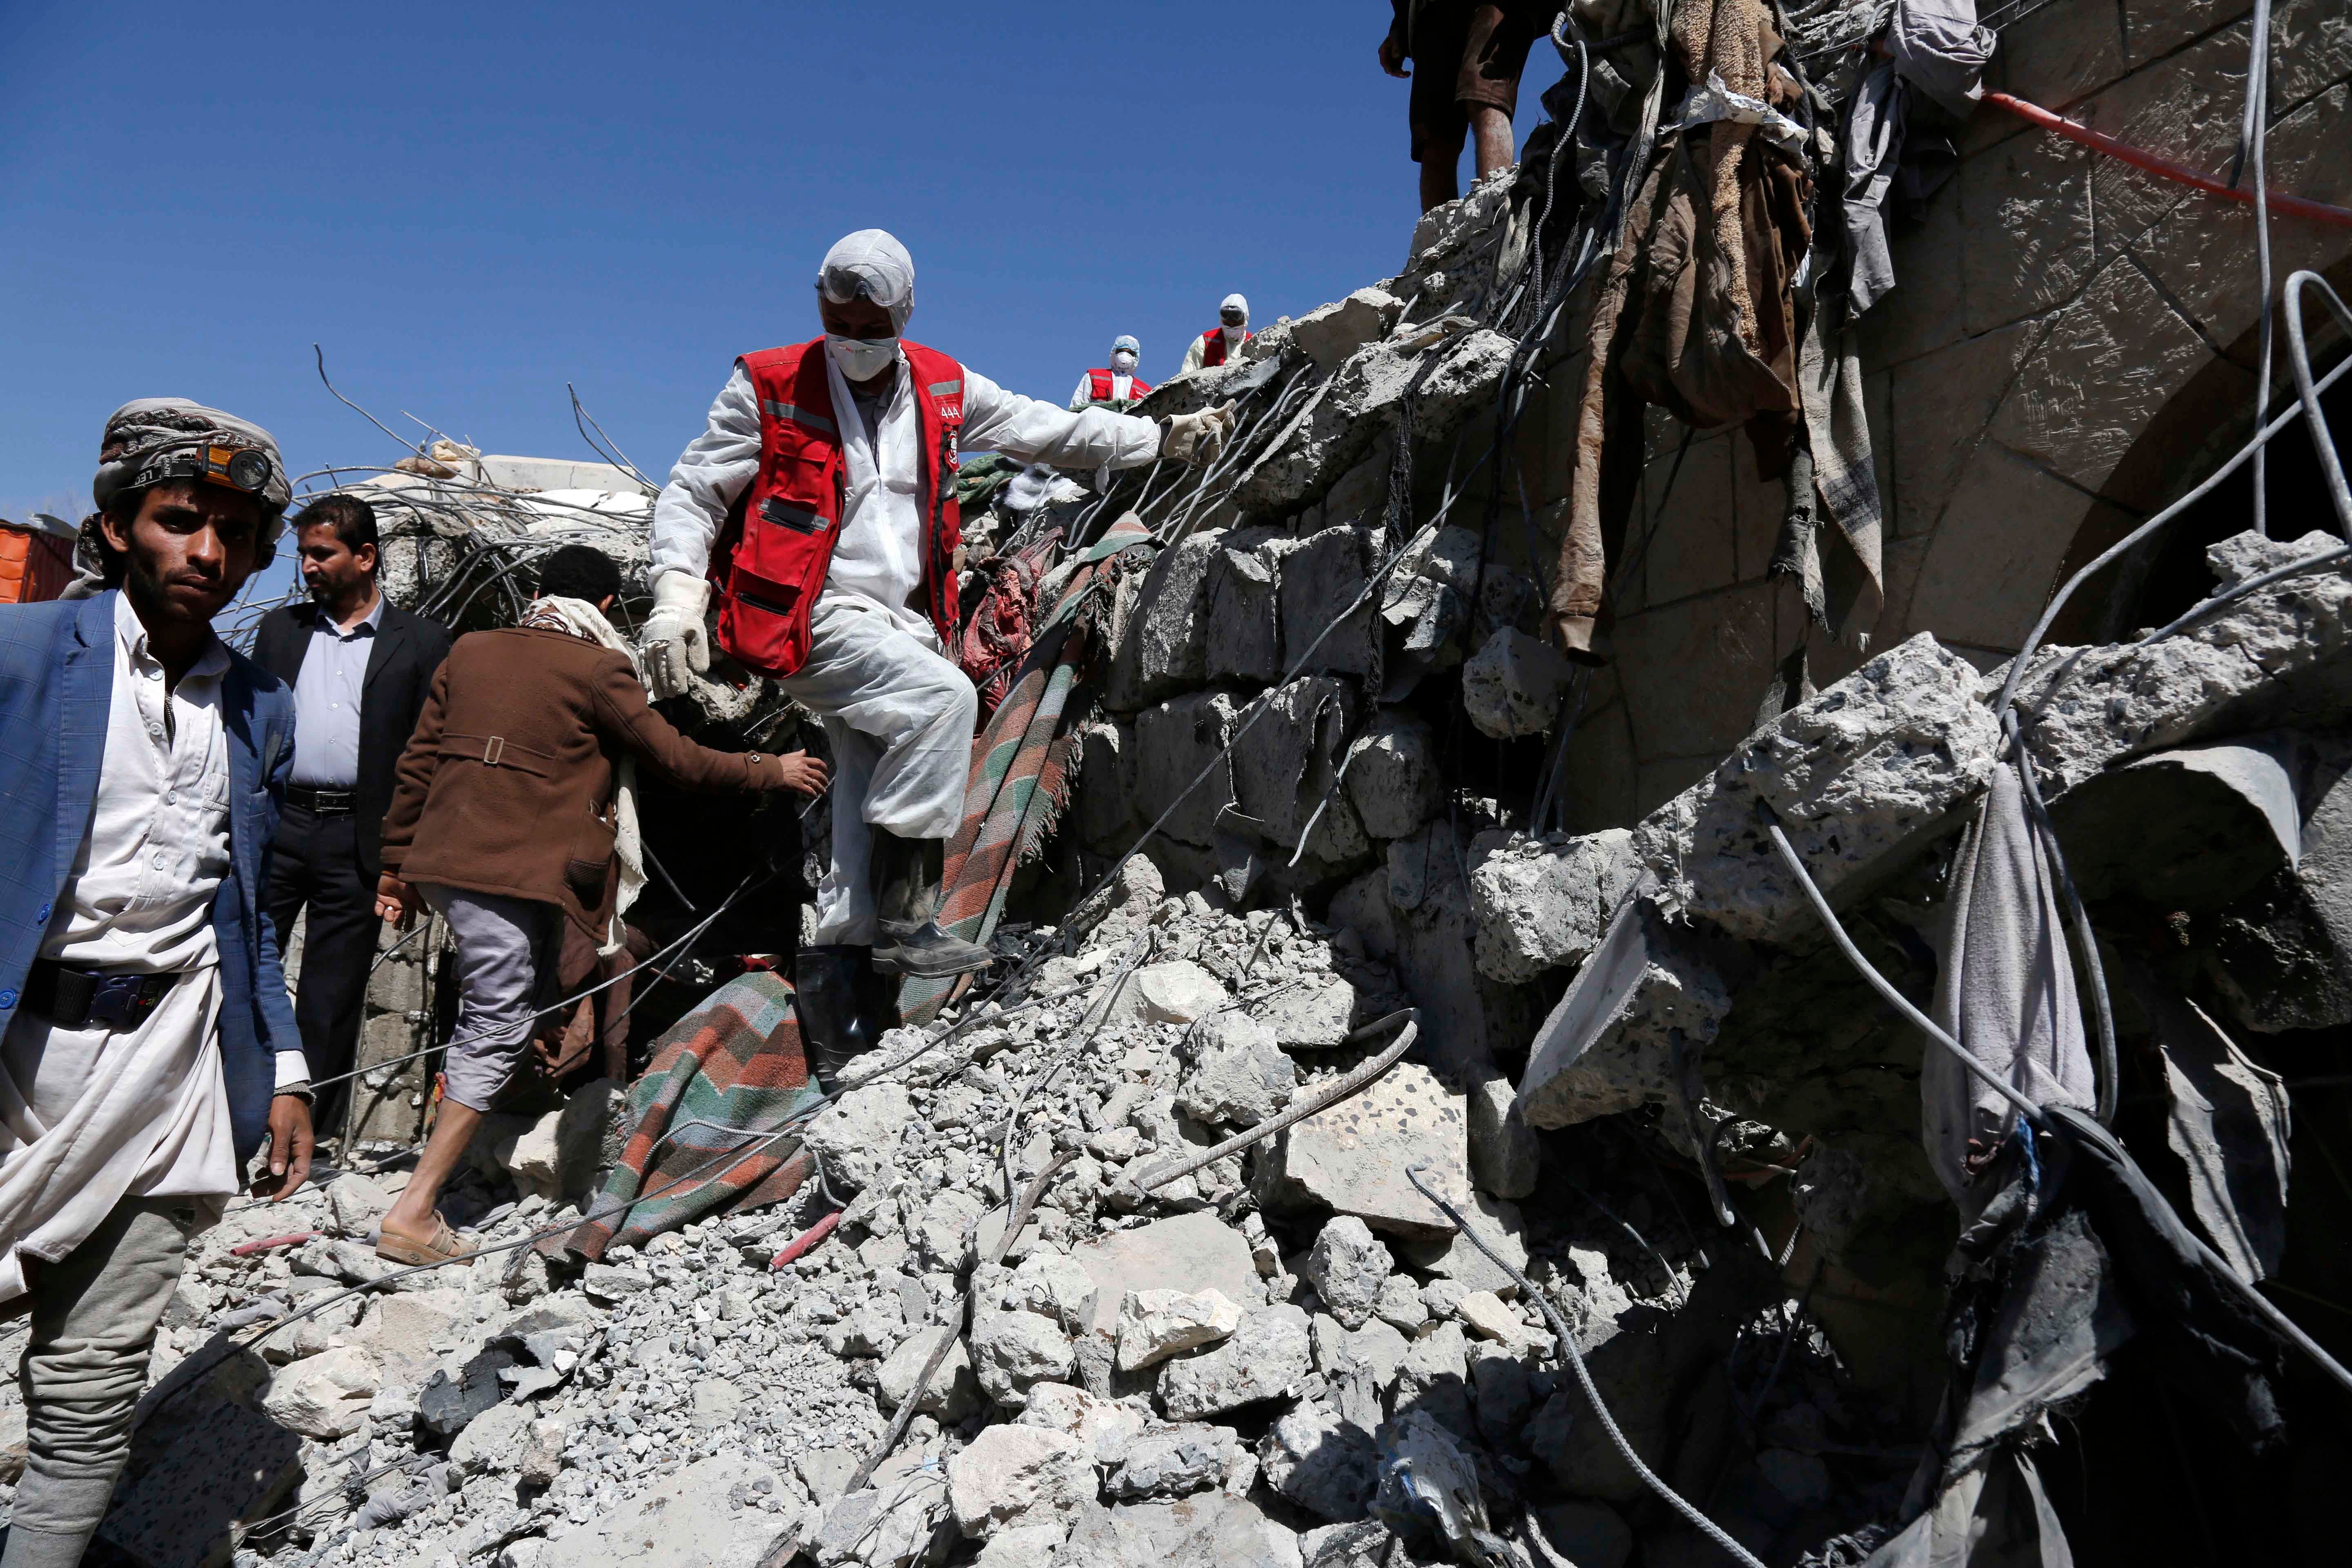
[0,522,76,605]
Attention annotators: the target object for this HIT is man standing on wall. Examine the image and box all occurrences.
[1178,295,1253,375]
[255,494,450,1143]
[0,400,314,1568]
[1381,1,1548,212]
[638,229,1236,1086]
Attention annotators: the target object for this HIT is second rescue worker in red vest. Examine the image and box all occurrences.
[640,230,1236,1086]
[1179,294,1253,374]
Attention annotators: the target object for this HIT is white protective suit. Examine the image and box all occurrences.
[650,352,1163,944]
[1178,294,1252,375]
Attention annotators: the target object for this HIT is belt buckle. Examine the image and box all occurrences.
[88,973,163,1032]
[483,735,506,767]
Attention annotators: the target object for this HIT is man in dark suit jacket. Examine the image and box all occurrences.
[254,494,450,1139]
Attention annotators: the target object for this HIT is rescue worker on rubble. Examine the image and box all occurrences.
[1069,335,1153,412]
[0,400,314,1568]
[372,545,826,1266]
[637,228,1236,1087]
[1178,295,1253,375]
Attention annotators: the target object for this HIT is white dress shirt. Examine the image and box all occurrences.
[290,594,383,788]
[0,595,305,1300]
[651,355,1164,639]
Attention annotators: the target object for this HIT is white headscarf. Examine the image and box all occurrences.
[522,594,646,954]
[818,229,916,333]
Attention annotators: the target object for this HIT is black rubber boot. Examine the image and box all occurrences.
[870,831,995,978]
[794,944,880,1090]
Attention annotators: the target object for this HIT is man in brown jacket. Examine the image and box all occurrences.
[372,546,823,1264]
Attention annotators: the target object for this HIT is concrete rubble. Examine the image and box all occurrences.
[79,36,2352,1565]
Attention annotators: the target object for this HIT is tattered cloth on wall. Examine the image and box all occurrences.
[1550,0,1816,660]
[956,530,1061,722]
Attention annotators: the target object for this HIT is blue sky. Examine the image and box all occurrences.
[0,1,1562,526]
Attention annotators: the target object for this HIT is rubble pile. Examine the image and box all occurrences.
[104,848,1953,1568]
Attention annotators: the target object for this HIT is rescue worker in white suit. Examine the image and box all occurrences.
[641,230,1234,1085]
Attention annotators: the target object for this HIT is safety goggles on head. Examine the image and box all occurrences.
[1220,308,1246,325]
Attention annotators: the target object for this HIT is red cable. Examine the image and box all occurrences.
[230,1230,322,1256]
[1983,90,2352,229]
[768,1208,840,1268]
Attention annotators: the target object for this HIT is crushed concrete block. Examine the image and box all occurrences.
[1257,975,1359,1050]
[972,1310,1076,1406]
[974,1523,1067,1568]
[503,1078,618,1200]
[1345,710,1444,840]
[1293,287,1404,370]
[548,1453,795,1568]
[1462,626,1578,739]
[1469,828,1644,984]
[1107,532,1225,710]
[1465,1074,1540,1199]
[804,1082,913,1196]
[1262,1060,1474,1243]
[1517,896,1731,1129]
[1373,1276,1428,1334]
[1106,1423,1233,1501]
[1303,1217,1393,1331]
[1455,1290,1531,1348]
[1635,633,2001,942]
[1313,1316,1410,1390]
[1004,1252,1100,1336]
[813,1469,954,1568]
[1277,526,1384,685]
[1396,1192,1530,1300]
[1231,675,1368,858]
[1076,1219,1264,1344]
[449,1399,533,1475]
[1134,694,1242,849]
[323,1173,392,1241]
[1130,959,1228,1024]
[2015,532,2352,795]
[1179,1012,1296,1127]
[1158,1304,1314,1420]
[1017,1380,1150,1467]
[1205,528,1290,685]
[520,1417,566,1486]
[949,1425,1092,1537]
[876,1326,982,1420]
[1260,1400,1380,1522]
[1118,1289,1242,1372]
[1061,1491,1305,1568]
[260,1346,379,1439]
[1238,325,1516,520]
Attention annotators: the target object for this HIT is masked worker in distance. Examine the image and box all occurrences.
[1069,336,1153,413]
[640,229,1236,1086]
[1178,294,1253,375]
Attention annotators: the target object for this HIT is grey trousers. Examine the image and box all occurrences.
[419,885,561,1113]
[3,1198,194,1568]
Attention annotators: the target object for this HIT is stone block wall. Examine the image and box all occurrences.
[1508,0,2352,834]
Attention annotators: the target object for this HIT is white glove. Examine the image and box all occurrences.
[1159,400,1238,469]
[641,572,710,697]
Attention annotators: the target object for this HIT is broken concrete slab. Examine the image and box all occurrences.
[1468,828,1644,984]
[1257,975,1360,1050]
[1178,1012,1297,1127]
[1635,633,2000,942]
[1231,676,1368,859]
[804,1082,913,1196]
[1462,626,1578,739]
[1118,1289,1243,1372]
[1260,1059,1475,1243]
[1017,1380,1151,1468]
[1158,1304,1314,1420]
[1060,1491,1305,1568]
[1106,532,1225,711]
[1204,528,1291,686]
[1464,1074,1540,1199]
[1303,1217,1394,1332]
[1134,693,1243,849]
[1105,1423,1235,1501]
[1293,288,1405,371]
[1344,709,1444,840]
[948,1424,1093,1537]
[1517,896,1732,1129]
[972,1310,1077,1406]
[876,1326,982,1420]
[1259,1400,1381,1522]
[1277,525,1385,686]
[1070,1212,1265,1337]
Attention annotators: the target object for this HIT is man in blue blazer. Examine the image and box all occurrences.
[0,399,315,1568]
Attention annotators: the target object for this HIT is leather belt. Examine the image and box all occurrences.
[285,785,357,813]
[22,960,175,1031]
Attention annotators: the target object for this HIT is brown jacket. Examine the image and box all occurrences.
[381,626,787,939]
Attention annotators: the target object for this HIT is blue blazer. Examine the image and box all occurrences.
[0,591,299,1166]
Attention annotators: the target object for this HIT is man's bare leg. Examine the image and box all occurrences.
[1420,125,1467,211]
[1471,105,1516,180]
[379,1100,483,1247]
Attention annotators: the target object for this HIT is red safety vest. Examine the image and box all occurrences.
[710,338,965,679]
[1087,368,1153,403]
[1198,326,1249,368]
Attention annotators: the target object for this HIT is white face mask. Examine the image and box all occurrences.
[825,334,898,382]
[1111,350,1138,374]
[1222,320,1246,339]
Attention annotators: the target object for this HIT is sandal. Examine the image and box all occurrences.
[375,1214,468,1267]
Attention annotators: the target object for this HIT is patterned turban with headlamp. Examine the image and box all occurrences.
[90,397,294,566]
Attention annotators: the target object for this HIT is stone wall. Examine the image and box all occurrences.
[1512,0,2352,834]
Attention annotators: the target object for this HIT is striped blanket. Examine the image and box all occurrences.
[561,968,824,1260]
[898,515,1157,1026]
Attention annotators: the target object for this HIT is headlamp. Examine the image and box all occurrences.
[217,446,273,493]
